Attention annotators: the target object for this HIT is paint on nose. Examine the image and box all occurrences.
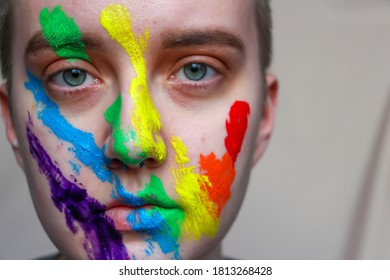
[104,94,147,165]
[100,4,166,163]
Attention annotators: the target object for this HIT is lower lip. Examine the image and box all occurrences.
[105,206,179,232]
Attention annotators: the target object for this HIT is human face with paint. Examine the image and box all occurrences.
[2,0,277,259]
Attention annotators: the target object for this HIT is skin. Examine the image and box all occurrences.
[0,0,278,259]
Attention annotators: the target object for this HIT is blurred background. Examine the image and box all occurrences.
[1,0,390,259]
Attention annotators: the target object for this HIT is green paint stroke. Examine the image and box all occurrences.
[40,6,91,62]
[139,175,184,242]
[104,95,146,165]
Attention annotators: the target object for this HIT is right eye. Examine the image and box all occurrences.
[51,68,95,87]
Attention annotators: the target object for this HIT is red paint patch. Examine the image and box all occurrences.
[198,101,250,217]
[199,152,235,216]
[224,101,250,163]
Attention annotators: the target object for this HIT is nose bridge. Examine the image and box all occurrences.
[104,89,166,167]
[104,93,143,166]
[101,4,167,166]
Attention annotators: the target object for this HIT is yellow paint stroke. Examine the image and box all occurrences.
[171,136,219,240]
[100,5,166,162]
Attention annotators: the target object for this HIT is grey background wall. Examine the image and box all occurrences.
[1,0,390,259]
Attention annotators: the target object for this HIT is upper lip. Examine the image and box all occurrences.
[104,194,180,211]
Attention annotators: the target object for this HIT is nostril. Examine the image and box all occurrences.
[143,158,160,168]
[107,158,127,170]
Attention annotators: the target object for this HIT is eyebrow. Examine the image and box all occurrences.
[24,31,105,57]
[160,30,245,53]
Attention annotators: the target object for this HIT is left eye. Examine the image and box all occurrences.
[176,63,218,81]
[52,68,95,87]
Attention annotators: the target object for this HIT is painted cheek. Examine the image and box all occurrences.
[224,101,251,163]
[26,121,129,260]
[199,101,250,215]
[171,101,250,239]
[100,5,166,163]
[25,72,184,259]
[171,136,220,240]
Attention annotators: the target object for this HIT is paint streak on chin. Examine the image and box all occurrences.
[26,120,129,260]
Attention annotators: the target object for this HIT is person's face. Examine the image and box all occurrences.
[1,0,277,259]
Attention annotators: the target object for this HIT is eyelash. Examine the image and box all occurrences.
[169,61,225,94]
[43,57,226,100]
[44,65,101,98]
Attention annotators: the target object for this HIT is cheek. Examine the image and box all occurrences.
[170,101,250,240]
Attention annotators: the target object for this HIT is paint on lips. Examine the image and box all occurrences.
[25,70,183,259]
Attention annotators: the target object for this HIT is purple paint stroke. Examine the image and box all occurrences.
[26,122,129,260]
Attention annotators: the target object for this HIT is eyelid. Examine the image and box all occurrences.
[168,55,227,78]
[167,56,226,96]
[175,63,218,82]
[42,59,103,102]
[43,59,102,85]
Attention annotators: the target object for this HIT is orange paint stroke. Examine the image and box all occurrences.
[198,101,250,217]
[199,152,235,217]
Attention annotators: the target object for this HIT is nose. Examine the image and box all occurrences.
[103,93,166,169]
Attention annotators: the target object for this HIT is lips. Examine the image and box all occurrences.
[105,205,136,231]
[105,198,183,232]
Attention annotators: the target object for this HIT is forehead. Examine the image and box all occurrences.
[14,0,257,53]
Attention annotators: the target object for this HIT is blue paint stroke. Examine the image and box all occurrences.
[24,71,182,259]
[24,71,143,205]
[69,161,81,175]
[24,71,112,183]
[127,209,182,259]
[26,123,129,260]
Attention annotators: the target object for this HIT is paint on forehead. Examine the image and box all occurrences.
[104,94,146,165]
[171,136,219,240]
[26,122,129,260]
[39,6,91,62]
[100,4,166,163]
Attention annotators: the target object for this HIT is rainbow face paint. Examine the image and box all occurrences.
[171,101,250,238]
[25,70,184,259]
[104,95,143,166]
[26,120,128,260]
[171,136,219,239]
[199,101,250,216]
[100,4,166,163]
[26,4,251,260]
[39,6,91,62]
[24,6,184,259]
